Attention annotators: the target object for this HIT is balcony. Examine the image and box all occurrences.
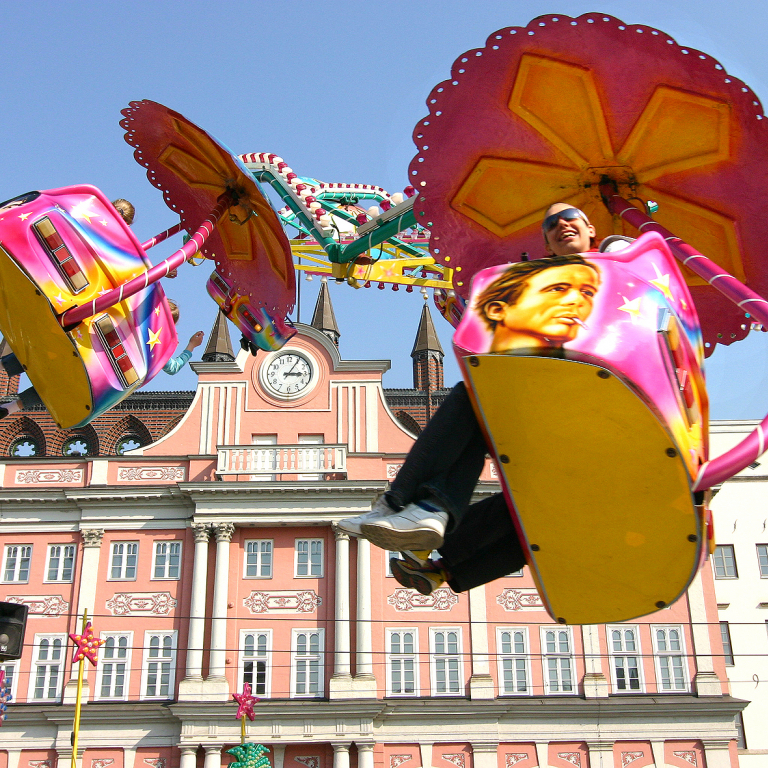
[216,444,347,479]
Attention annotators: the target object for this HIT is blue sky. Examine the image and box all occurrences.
[2,0,768,418]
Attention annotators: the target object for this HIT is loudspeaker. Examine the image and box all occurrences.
[0,602,28,660]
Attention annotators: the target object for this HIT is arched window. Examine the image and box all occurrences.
[62,437,90,457]
[10,436,40,457]
[116,434,143,455]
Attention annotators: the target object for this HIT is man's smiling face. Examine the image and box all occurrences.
[543,203,596,255]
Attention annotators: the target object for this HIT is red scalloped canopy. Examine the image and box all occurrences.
[121,100,295,316]
[409,13,768,353]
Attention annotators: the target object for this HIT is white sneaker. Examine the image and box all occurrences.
[361,501,448,551]
[336,495,398,536]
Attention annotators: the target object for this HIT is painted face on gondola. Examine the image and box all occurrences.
[485,263,599,351]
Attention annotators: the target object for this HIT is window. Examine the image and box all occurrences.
[387,629,418,696]
[541,628,575,694]
[292,629,324,697]
[251,434,277,481]
[153,541,181,579]
[10,437,39,457]
[29,635,65,701]
[3,545,31,582]
[607,626,642,692]
[295,539,323,577]
[720,622,734,665]
[110,541,138,580]
[430,628,462,696]
[116,434,143,455]
[46,544,75,582]
[62,437,89,456]
[735,712,747,749]
[652,626,688,691]
[141,631,176,699]
[497,628,529,694]
[0,661,18,700]
[713,545,738,578]
[757,544,768,577]
[97,633,131,700]
[241,631,271,696]
[245,540,273,578]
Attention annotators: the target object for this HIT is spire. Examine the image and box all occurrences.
[411,303,443,357]
[411,303,444,394]
[202,310,236,362]
[311,279,340,345]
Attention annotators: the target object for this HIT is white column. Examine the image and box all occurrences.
[357,743,375,768]
[534,743,550,768]
[468,586,494,699]
[471,743,498,768]
[208,522,235,685]
[179,747,198,768]
[5,750,21,768]
[183,523,211,685]
[581,625,609,698]
[204,746,222,768]
[650,741,666,768]
[586,742,613,768]
[64,527,104,703]
[687,570,724,695]
[701,741,732,768]
[332,743,351,768]
[356,538,374,678]
[329,527,352,697]
[123,748,137,768]
[271,745,286,768]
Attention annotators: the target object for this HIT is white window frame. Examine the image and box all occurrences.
[3,544,32,583]
[606,625,644,693]
[429,627,463,696]
[291,628,324,697]
[386,628,419,697]
[152,540,182,580]
[240,629,272,697]
[244,539,274,579]
[140,630,177,699]
[496,627,530,695]
[295,539,323,578]
[96,632,133,700]
[540,627,576,695]
[44,543,75,582]
[0,660,18,700]
[28,634,66,702]
[757,544,768,578]
[712,544,738,579]
[109,541,139,581]
[651,625,689,692]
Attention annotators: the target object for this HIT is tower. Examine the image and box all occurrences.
[310,278,340,346]
[202,311,236,363]
[411,303,444,393]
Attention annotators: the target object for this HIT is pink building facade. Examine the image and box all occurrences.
[0,323,745,768]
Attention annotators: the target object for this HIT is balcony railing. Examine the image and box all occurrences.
[216,444,347,478]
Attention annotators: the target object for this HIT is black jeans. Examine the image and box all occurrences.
[387,382,487,528]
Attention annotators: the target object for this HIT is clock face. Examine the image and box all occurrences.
[263,352,314,397]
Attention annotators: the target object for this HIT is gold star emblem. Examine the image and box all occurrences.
[18,212,30,221]
[618,296,643,321]
[100,219,109,226]
[154,306,161,316]
[72,206,96,223]
[147,327,162,350]
[649,266,674,302]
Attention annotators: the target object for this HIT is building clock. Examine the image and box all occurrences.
[261,350,316,398]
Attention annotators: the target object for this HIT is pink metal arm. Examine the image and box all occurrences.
[59,195,230,329]
[600,186,768,490]
[141,222,185,251]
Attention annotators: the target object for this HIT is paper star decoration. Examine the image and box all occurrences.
[618,296,643,321]
[147,327,162,350]
[18,213,30,221]
[0,670,11,724]
[233,682,259,721]
[649,265,674,302]
[69,621,106,666]
[226,743,270,768]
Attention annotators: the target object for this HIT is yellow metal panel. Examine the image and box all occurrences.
[508,54,614,168]
[0,246,93,428]
[465,354,700,625]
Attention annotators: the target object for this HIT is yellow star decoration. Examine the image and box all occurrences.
[154,306,162,316]
[147,327,162,350]
[450,53,744,282]
[618,296,643,321]
[72,205,97,224]
[100,219,109,226]
[18,212,30,221]
[649,266,674,302]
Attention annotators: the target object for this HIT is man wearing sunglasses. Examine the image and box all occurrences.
[337,203,612,594]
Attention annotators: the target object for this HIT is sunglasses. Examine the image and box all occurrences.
[541,207,589,232]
